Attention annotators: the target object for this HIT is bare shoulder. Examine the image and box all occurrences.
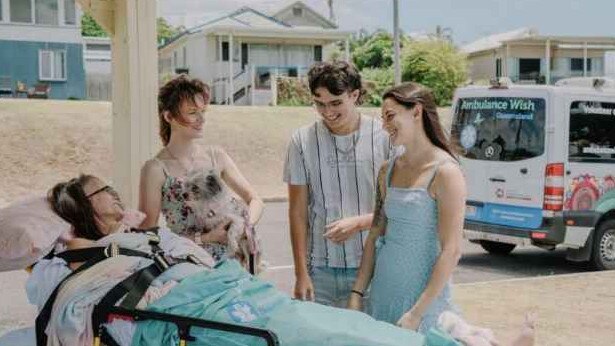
[141,157,165,182]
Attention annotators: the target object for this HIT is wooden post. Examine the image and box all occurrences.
[111,0,158,208]
[78,0,158,208]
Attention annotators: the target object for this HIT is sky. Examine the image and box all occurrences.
[157,0,614,46]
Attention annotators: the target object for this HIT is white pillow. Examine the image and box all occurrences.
[0,197,70,272]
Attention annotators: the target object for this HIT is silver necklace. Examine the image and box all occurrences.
[165,147,195,175]
[329,116,361,154]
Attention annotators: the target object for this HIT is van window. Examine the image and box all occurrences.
[569,101,615,163]
[452,97,546,161]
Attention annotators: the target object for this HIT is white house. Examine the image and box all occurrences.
[462,28,615,85]
[158,1,352,105]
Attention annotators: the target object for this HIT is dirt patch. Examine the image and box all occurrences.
[454,271,615,346]
[0,99,449,204]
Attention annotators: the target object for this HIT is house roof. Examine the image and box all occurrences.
[461,27,537,54]
[269,1,337,29]
[160,2,348,50]
[462,28,615,55]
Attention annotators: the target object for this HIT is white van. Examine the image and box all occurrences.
[451,77,615,270]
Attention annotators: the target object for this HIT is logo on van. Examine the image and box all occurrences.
[485,146,495,158]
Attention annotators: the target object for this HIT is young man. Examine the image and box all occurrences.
[283,61,391,307]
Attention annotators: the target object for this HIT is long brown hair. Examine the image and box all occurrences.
[382,82,457,160]
[48,175,103,240]
[158,75,211,146]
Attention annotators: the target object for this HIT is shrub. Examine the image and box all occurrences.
[401,40,467,106]
[276,77,312,106]
[360,68,394,107]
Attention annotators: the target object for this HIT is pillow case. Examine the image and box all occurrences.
[0,197,70,272]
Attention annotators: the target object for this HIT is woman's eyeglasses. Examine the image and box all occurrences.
[86,185,119,200]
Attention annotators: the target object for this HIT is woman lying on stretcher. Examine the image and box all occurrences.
[35,174,535,346]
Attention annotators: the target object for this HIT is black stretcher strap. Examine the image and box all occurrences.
[55,247,150,264]
[36,249,109,346]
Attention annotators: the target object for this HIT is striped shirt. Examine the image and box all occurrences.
[283,115,391,268]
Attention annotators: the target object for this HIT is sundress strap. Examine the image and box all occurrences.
[153,157,169,177]
[425,158,458,190]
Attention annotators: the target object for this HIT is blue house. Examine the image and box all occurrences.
[0,0,85,99]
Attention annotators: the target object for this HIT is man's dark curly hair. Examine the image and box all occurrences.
[307,61,366,105]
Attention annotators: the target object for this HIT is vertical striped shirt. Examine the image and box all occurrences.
[283,115,391,268]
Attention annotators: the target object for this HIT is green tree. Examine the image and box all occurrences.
[81,14,184,44]
[401,40,467,106]
[351,30,394,70]
[81,13,107,37]
[157,17,185,44]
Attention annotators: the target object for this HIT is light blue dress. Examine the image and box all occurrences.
[369,156,456,333]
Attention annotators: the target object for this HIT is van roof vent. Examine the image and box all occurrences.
[489,77,512,89]
[554,77,615,89]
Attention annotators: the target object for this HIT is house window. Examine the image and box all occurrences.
[221,41,229,62]
[570,58,592,72]
[293,7,303,17]
[39,50,66,81]
[35,0,58,25]
[518,58,541,80]
[173,51,178,69]
[0,1,3,21]
[10,0,33,23]
[495,58,502,78]
[314,45,322,62]
[64,0,76,25]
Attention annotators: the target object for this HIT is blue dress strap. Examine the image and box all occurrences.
[153,157,169,178]
[425,158,458,190]
[385,153,399,188]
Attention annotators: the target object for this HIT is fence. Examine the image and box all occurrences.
[86,73,112,101]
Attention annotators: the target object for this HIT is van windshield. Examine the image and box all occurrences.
[452,97,546,161]
[569,101,615,163]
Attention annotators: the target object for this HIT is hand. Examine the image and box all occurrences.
[347,292,363,311]
[293,272,315,301]
[397,311,422,331]
[202,219,232,244]
[324,216,362,243]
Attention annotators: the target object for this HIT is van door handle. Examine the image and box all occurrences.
[520,168,528,174]
[489,177,506,182]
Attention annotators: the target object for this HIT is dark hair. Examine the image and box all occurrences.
[158,74,211,146]
[48,174,103,240]
[382,82,458,160]
[307,61,366,105]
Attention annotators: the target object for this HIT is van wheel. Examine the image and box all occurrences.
[592,219,615,271]
[479,240,516,255]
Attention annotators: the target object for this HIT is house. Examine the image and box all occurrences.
[462,28,615,84]
[83,36,111,100]
[158,1,352,105]
[0,0,86,99]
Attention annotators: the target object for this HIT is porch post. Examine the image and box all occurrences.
[545,39,551,84]
[228,33,234,105]
[583,41,588,77]
[504,44,509,77]
[110,0,159,208]
[251,64,256,105]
